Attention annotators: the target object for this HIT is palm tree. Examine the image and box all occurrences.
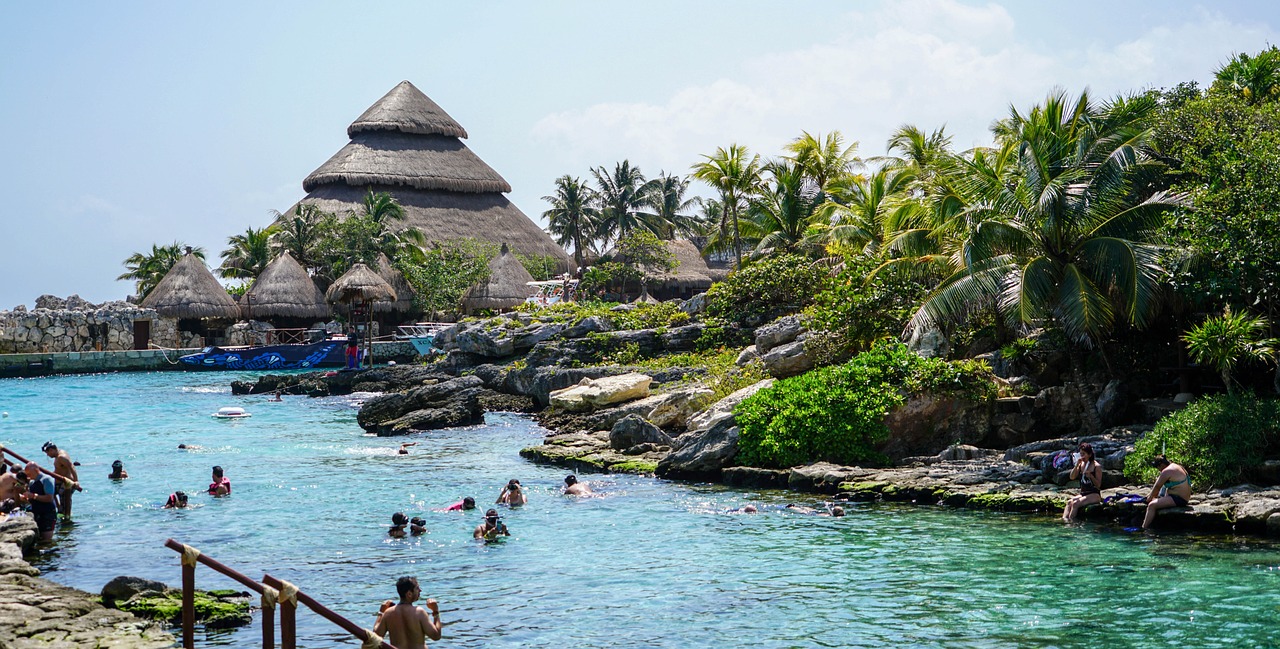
[118,242,206,299]
[814,166,919,258]
[219,226,276,279]
[783,131,862,194]
[691,144,762,267]
[883,125,952,185]
[741,160,823,255]
[542,174,600,273]
[270,203,328,273]
[359,187,406,224]
[907,89,1189,431]
[1214,47,1280,104]
[591,161,657,247]
[641,172,702,240]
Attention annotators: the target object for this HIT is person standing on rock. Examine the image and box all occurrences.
[23,462,57,540]
[42,442,79,521]
[563,474,592,496]
[1063,442,1103,522]
[1142,455,1192,529]
[373,576,442,649]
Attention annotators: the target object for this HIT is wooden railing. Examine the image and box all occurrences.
[164,539,397,649]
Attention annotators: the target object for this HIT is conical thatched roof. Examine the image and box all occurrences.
[462,244,536,312]
[654,239,716,291]
[140,252,242,319]
[242,251,331,320]
[373,254,416,314]
[326,263,397,304]
[285,80,571,271]
[348,81,468,139]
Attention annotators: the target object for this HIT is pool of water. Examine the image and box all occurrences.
[2,371,1279,648]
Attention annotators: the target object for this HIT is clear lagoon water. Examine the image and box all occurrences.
[1,371,1279,648]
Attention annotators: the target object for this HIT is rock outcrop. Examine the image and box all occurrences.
[356,375,485,435]
[548,373,653,412]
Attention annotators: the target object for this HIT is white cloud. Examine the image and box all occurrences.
[531,0,1279,173]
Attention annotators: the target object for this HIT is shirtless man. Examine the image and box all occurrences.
[42,442,79,520]
[0,467,22,506]
[473,509,509,540]
[495,479,526,506]
[373,576,442,649]
[563,474,592,496]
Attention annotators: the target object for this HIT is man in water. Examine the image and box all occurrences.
[495,479,526,506]
[373,576,441,649]
[23,462,57,540]
[109,460,129,480]
[164,491,188,508]
[563,474,592,496]
[42,442,79,521]
[473,509,509,540]
[398,442,417,455]
[208,466,231,496]
[389,512,409,538]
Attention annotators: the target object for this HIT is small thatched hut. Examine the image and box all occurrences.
[373,254,417,315]
[140,251,242,346]
[461,244,535,314]
[325,263,397,305]
[602,239,717,301]
[241,251,331,324]
[282,81,571,270]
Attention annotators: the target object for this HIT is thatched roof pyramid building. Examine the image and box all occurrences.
[462,243,536,313]
[286,81,571,270]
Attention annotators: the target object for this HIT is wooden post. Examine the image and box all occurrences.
[280,597,296,649]
[262,599,275,649]
[181,560,195,649]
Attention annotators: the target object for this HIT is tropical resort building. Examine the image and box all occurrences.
[139,250,242,348]
[280,80,572,271]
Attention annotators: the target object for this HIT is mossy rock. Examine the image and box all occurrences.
[608,460,658,474]
[113,590,252,629]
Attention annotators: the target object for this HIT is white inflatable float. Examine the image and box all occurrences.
[212,406,251,419]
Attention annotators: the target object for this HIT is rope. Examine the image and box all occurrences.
[276,580,299,607]
[360,629,384,649]
[260,585,279,610]
[180,545,201,567]
[149,343,183,365]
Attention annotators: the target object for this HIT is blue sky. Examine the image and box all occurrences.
[1,0,1277,307]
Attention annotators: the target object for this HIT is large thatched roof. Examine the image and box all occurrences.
[462,244,535,312]
[242,251,331,320]
[605,239,716,290]
[286,80,571,272]
[326,263,397,304]
[140,252,242,319]
[374,254,416,314]
[348,80,468,139]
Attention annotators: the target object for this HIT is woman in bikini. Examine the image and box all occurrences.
[1062,442,1104,521]
[1143,454,1191,529]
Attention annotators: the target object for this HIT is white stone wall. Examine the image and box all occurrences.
[0,303,180,353]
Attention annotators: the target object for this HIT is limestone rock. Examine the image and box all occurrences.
[609,415,673,450]
[454,324,516,358]
[101,576,171,603]
[655,421,739,479]
[685,379,774,435]
[356,375,485,434]
[549,373,652,412]
[512,323,566,352]
[562,315,614,339]
[907,326,949,359]
[659,324,705,352]
[754,315,806,355]
[760,340,814,378]
[504,366,622,408]
[34,294,66,310]
[679,292,707,315]
[645,387,715,430]
[735,345,759,367]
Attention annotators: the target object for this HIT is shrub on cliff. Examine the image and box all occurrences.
[705,254,828,326]
[735,342,993,469]
[1125,392,1280,488]
[804,259,929,366]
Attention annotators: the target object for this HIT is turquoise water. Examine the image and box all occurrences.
[2,372,1280,648]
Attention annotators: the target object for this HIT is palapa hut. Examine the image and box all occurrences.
[241,251,332,326]
[282,81,572,271]
[601,239,717,301]
[461,244,535,314]
[373,254,417,316]
[326,263,397,367]
[139,250,242,347]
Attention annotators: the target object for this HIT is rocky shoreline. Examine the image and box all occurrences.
[0,516,175,648]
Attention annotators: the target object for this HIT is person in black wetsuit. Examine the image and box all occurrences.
[23,462,57,541]
[1063,442,1103,521]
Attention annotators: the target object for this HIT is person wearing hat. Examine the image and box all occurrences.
[473,509,509,540]
[164,491,188,509]
[108,460,129,480]
[41,442,79,521]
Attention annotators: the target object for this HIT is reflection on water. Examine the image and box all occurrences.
[4,371,1280,648]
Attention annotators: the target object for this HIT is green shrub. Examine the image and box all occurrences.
[735,343,994,469]
[1124,392,1280,488]
[705,254,829,326]
[1000,337,1038,362]
[804,260,929,366]
[694,316,753,352]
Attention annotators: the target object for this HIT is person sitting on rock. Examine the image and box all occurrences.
[474,509,509,540]
[164,491,188,509]
[496,479,527,506]
[563,474,592,496]
[1063,442,1103,522]
[1142,455,1192,529]
[389,512,409,538]
[109,460,129,480]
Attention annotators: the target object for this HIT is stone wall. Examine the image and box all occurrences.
[0,295,178,353]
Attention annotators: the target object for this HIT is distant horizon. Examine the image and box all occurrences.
[2,0,1277,308]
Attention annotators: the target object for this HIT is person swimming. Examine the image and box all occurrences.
[563,474,593,496]
[473,509,509,540]
[410,516,426,536]
[389,512,409,538]
[108,460,129,480]
[445,496,476,512]
[164,491,188,509]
